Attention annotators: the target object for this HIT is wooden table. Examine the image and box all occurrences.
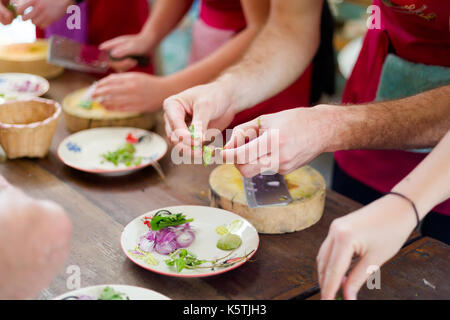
[1,71,449,300]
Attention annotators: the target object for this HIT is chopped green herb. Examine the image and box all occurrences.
[100,143,142,167]
[7,4,17,18]
[202,145,214,167]
[148,210,193,231]
[165,249,206,273]
[189,124,199,140]
[77,100,93,109]
[217,234,242,251]
[98,286,129,300]
[165,248,254,273]
[189,124,216,166]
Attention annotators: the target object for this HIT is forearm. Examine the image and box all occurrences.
[216,0,323,113]
[164,26,264,96]
[141,0,194,50]
[391,130,450,219]
[326,85,450,152]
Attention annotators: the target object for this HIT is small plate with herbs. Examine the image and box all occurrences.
[57,127,167,175]
[121,205,259,278]
[54,285,170,300]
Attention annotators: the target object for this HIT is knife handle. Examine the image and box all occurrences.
[108,53,151,68]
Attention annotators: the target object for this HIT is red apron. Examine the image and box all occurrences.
[195,0,312,128]
[335,0,450,215]
[37,0,153,74]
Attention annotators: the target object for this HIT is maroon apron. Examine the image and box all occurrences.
[335,0,450,215]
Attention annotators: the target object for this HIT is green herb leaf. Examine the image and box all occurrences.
[202,145,214,167]
[149,211,193,231]
[98,286,128,300]
[100,143,142,167]
[77,100,93,109]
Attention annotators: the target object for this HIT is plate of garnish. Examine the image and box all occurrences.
[121,206,259,278]
[0,73,49,102]
[57,127,167,175]
[54,285,170,300]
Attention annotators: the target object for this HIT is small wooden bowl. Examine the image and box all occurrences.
[0,40,64,79]
[62,87,157,133]
[0,98,61,159]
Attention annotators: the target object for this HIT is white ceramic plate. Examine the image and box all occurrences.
[58,127,168,175]
[121,205,259,278]
[0,73,49,100]
[54,284,170,300]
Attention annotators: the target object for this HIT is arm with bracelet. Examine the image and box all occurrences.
[316,130,450,300]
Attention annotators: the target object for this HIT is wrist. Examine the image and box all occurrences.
[381,194,418,234]
[391,184,434,221]
[312,104,347,153]
[215,73,245,114]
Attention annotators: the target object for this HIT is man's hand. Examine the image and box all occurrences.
[16,0,75,29]
[92,72,168,113]
[317,195,417,300]
[0,0,14,25]
[163,81,237,152]
[221,106,336,177]
[0,178,72,299]
[99,34,154,72]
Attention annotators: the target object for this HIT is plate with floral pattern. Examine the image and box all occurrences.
[57,127,167,175]
[0,73,49,101]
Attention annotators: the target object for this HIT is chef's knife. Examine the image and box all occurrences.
[47,35,150,74]
[243,173,293,208]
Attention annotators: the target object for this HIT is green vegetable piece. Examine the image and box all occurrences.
[149,211,193,231]
[217,234,242,251]
[202,145,214,167]
[175,258,186,273]
[98,286,128,300]
[7,4,17,18]
[100,143,141,167]
[77,100,93,109]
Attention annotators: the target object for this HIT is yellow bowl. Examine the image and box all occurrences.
[0,98,61,158]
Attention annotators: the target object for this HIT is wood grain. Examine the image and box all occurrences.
[0,71,447,300]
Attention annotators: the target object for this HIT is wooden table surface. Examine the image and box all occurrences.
[1,71,449,300]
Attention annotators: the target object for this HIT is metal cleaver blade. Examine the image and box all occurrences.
[243,173,293,208]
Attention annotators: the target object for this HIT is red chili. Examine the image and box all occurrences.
[126,133,139,144]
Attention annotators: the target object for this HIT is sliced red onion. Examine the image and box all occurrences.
[155,240,178,255]
[140,222,196,255]
[175,230,195,248]
[138,230,157,252]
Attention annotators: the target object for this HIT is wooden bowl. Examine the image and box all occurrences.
[0,98,61,159]
[62,87,157,133]
[209,165,326,234]
[0,40,64,79]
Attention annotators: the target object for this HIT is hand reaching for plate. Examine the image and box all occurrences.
[317,195,417,300]
[92,72,169,113]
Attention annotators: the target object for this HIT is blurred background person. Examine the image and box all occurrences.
[91,0,335,125]
[0,175,72,299]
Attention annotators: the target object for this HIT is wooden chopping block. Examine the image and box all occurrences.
[62,87,157,132]
[0,40,63,79]
[209,165,326,234]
